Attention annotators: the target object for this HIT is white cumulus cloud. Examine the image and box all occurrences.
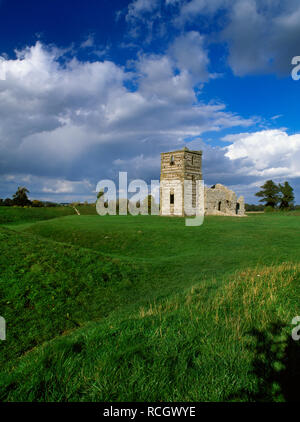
[0,41,255,201]
[225,129,300,178]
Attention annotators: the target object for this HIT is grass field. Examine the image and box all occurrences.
[0,207,300,401]
[0,204,97,225]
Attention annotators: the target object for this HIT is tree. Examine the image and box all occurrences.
[12,186,31,206]
[143,195,158,214]
[44,201,58,207]
[147,195,153,214]
[97,190,104,200]
[0,198,3,206]
[245,203,264,212]
[116,198,129,214]
[4,198,13,206]
[279,182,294,210]
[255,180,280,208]
[32,200,44,207]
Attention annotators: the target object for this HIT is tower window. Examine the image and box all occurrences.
[218,201,221,211]
[170,155,175,165]
[191,156,194,165]
[170,193,174,204]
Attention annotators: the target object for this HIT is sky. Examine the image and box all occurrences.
[0,0,300,204]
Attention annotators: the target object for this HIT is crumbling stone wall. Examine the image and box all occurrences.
[204,184,245,216]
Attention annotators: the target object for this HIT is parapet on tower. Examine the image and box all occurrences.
[160,147,203,217]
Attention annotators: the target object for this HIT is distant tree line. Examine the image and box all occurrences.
[244,203,265,212]
[96,190,157,214]
[0,187,58,207]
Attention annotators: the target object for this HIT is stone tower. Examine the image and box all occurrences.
[160,147,203,216]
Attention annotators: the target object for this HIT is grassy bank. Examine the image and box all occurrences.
[0,211,300,401]
[0,204,97,225]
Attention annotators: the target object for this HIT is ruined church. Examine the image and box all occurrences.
[160,147,245,217]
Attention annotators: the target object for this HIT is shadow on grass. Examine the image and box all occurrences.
[229,321,300,402]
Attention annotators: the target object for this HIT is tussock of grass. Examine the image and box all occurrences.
[211,263,300,329]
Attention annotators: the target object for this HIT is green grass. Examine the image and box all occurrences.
[0,227,140,370]
[0,206,75,225]
[0,210,300,401]
[0,204,97,226]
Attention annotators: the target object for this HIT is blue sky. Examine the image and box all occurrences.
[0,0,300,203]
